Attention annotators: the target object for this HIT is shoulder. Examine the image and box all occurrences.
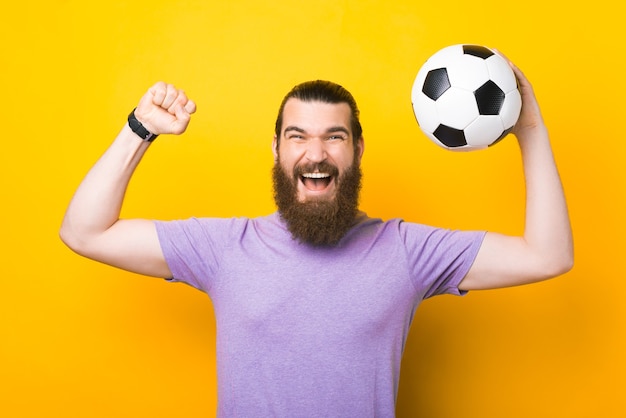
[348,213,434,239]
[343,213,424,249]
[350,214,484,252]
[155,212,295,245]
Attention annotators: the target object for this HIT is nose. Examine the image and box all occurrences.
[305,138,327,163]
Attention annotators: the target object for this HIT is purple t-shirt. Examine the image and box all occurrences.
[155,212,484,417]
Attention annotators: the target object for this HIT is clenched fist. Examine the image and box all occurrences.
[134,82,197,136]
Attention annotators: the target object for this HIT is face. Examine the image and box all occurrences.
[273,99,364,203]
[272,98,365,246]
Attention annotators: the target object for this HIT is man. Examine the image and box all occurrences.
[60,60,573,416]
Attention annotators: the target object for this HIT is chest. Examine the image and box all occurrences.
[209,244,419,343]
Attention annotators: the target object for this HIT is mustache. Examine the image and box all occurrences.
[292,162,339,179]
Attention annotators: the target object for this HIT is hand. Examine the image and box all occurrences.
[493,50,546,140]
[508,63,546,140]
[134,82,197,135]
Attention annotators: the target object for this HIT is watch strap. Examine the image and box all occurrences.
[128,108,158,142]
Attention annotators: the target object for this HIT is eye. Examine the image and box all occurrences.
[327,134,347,141]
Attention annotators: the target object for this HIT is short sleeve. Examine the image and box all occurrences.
[398,221,486,298]
[154,217,236,293]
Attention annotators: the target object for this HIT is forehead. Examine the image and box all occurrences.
[281,99,352,134]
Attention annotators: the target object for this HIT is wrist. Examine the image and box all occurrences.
[127,108,158,142]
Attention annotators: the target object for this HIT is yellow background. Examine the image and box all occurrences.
[2,0,624,416]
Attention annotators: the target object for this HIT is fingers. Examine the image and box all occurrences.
[496,60,544,138]
[491,50,538,108]
[184,99,197,114]
[135,82,196,136]
[490,49,545,138]
[493,48,526,85]
[149,82,193,114]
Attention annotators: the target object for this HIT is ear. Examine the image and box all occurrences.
[355,136,365,164]
[272,135,279,160]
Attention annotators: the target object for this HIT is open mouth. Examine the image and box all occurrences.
[301,172,333,191]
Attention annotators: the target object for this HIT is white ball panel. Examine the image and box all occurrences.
[485,54,518,92]
[500,89,522,128]
[436,88,478,129]
[446,54,490,91]
[423,44,464,70]
[412,94,440,134]
[465,116,505,147]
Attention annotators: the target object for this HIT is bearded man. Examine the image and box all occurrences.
[272,80,364,246]
[60,70,572,417]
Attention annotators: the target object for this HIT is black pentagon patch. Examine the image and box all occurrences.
[433,125,467,148]
[475,80,505,115]
[463,45,494,59]
[422,68,451,100]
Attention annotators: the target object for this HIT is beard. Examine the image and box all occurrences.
[272,155,362,246]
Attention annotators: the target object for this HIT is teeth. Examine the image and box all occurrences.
[302,173,330,179]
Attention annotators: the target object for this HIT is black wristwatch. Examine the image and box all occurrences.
[128,108,158,142]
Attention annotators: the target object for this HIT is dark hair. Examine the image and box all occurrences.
[274,80,363,148]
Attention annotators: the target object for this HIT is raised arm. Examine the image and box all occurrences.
[459,62,573,291]
[60,82,196,278]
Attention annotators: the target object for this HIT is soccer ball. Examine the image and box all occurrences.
[411,44,522,150]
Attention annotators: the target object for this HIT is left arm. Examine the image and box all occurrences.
[459,62,573,291]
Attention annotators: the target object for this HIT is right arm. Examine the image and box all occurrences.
[59,82,196,278]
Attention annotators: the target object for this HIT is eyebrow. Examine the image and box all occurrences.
[283,125,350,136]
